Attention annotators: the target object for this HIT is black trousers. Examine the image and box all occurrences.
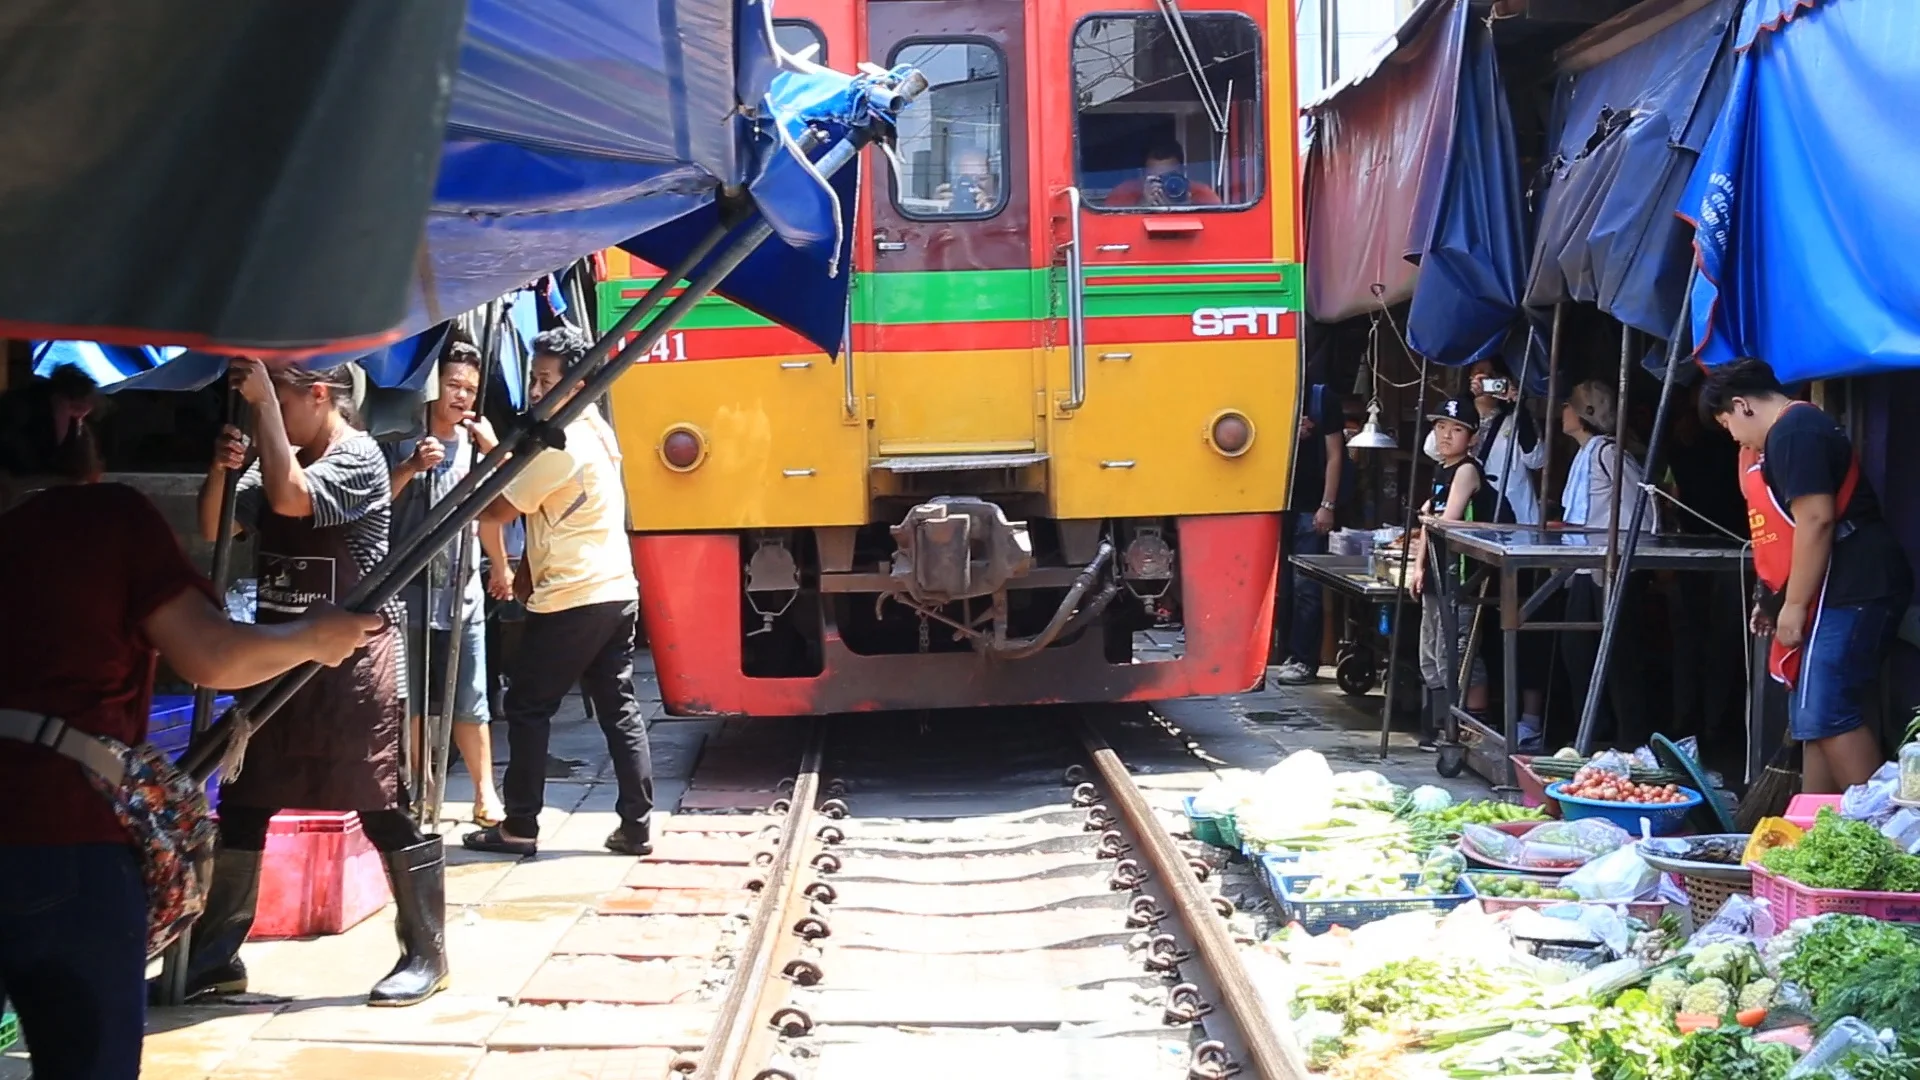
[1556,575,1650,749]
[218,802,426,853]
[501,599,653,842]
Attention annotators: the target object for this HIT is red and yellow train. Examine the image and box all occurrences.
[603,0,1305,715]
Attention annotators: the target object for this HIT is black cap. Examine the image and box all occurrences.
[1426,392,1478,430]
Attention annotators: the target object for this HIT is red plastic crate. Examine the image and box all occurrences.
[1749,864,1920,925]
[249,811,391,940]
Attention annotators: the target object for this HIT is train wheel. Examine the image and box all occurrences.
[1334,651,1377,698]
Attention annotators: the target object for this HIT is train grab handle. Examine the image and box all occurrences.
[1061,187,1088,412]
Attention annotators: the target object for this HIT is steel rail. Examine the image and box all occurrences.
[1073,712,1307,1080]
[693,721,825,1080]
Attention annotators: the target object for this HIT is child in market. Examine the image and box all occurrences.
[1409,392,1496,751]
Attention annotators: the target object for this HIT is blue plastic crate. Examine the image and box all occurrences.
[1546,781,1701,837]
[1259,860,1471,934]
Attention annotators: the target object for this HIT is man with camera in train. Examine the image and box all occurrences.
[1102,139,1222,208]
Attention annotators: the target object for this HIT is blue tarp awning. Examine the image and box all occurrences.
[1404,11,1527,366]
[1688,0,1920,380]
[0,0,894,361]
[1526,0,1737,340]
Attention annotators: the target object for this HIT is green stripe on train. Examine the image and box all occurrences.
[599,263,1302,330]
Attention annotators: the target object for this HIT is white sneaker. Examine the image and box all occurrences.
[1274,659,1313,685]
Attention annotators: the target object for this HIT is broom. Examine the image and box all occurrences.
[1735,625,1800,832]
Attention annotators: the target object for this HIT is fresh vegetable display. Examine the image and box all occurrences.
[1760,808,1920,892]
[1468,873,1578,901]
[1559,765,1694,804]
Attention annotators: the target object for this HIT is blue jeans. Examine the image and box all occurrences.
[1278,513,1327,665]
[1789,596,1901,741]
[406,619,492,725]
[0,844,147,1078]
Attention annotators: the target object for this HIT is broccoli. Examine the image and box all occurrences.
[1648,971,1690,1012]
[1738,977,1777,1013]
[1680,977,1733,1018]
[1687,942,1760,985]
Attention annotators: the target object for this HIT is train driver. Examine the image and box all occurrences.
[1103,140,1222,208]
[936,146,1000,213]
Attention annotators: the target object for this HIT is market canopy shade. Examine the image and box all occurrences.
[1303,0,1467,325]
[0,0,879,360]
[1688,0,1920,380]
[1525,0,1736,341]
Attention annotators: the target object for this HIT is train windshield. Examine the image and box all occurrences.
[887,39,1010,220]
[1072,12,1263,211]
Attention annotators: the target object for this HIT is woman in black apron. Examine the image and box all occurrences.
[183,360,448,1007]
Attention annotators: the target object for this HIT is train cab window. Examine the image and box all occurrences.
[1072,13,1263,211]
[886,40,1009,220]
[773,19,826,63]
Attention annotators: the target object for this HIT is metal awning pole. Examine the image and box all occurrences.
[425,301,501,829]
[1542,304,1565,521]
[1379,352,1431,757]
[160,386,248,1005]
[1574,279,1694,753]
[1603,324,1633,585]
[184,116,905,782]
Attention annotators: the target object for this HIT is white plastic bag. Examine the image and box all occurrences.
[1842,762,1901,827]
[1562,844,1658,902]
[1785,1019,1897,1079]
[1687,893,1777,950]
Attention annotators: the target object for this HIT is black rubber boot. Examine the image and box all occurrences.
[368,837,451,1007]
[150,847,261,1004]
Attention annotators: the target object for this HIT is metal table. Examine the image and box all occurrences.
[1422,522,1749,787]
[1288,554,1407,698]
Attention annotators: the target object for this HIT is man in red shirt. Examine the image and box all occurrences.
[0,373,376,1079]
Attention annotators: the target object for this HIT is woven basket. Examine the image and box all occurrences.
[1681,873,1747,927]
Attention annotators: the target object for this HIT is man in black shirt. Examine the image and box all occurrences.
[1274,382,1344,683]
[1702,359,1912,792]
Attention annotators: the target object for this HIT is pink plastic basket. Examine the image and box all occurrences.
[1749,865,1920,925]
[1784,794,1843,832]
[1465,873,1665,923]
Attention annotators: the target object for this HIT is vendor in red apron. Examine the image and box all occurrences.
[1702,358,1912,794]
[186,359,450,1007]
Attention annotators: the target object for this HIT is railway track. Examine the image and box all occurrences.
[669,706,1305,1080]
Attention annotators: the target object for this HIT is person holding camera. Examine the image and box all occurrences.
[936,147,1000,213]
[1103,141,1222,208]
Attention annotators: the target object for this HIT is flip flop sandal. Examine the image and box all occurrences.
[463,824,537,856]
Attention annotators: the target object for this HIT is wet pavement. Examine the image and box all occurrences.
[0,652,1486,1079]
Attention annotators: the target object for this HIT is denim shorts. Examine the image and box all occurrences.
[405,619,491,725]
[1788,596,1900,741]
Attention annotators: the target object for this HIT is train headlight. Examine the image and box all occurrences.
[1206,410,1254,457]
[659,424,707,471]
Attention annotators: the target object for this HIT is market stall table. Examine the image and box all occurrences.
[1421,522,1748,788]
[1288,553,1409,699]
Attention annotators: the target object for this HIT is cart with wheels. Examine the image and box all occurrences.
[1288,554,1409,698]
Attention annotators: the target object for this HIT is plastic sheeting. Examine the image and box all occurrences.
[0,0,893,359]
[1404,14,1526,366]
[1526,0,1736,340]
[1688,0,1920,381]
[1304,0,1467,323]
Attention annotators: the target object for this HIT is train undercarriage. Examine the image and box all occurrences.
[633,504,1280,717]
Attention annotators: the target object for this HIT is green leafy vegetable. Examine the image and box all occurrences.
[1779,914,1920,1006]
[1812,949,1920,1034]
[1761,808,1895,890]
[1670,1027,1796,1080]
[1573,989,1684,1080]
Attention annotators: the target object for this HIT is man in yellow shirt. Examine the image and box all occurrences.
[466,328,653,857]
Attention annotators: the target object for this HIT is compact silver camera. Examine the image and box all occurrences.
[1481,377,1510,396]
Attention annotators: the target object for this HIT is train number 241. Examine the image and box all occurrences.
[1190,307,1291,338]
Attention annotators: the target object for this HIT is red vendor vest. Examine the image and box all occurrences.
[1738,403,1860,687]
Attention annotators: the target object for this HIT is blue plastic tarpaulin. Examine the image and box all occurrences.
[1688,0,1920,380]
[1404,13,1526,366]
[36,328,450,395]
[0,0,896,360]
[1526,0,1737,340]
